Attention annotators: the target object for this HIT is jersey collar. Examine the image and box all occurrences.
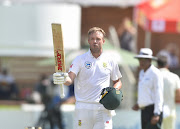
[88,49,104,59]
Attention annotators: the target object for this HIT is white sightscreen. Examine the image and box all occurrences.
[0,3,81,57]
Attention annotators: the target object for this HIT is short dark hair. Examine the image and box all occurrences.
[157,55,168,67]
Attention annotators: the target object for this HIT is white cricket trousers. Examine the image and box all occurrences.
[74,108,113,129]
[162,115,176,129]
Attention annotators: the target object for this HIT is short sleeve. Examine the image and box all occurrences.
[68,56,81,76]
[110,59,122,81]
[175,75,180,89]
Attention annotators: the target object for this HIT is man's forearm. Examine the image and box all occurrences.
[64,76,73,86]
[175,89,180,103]
[113,79,122,90]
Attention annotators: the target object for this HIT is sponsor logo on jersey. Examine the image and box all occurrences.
[84,61,92,69]
[78,120,82,126]
[70,64,73,68]
[106,121,109,124]
[103,62,107,68]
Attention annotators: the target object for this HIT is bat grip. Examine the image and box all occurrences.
[59,84,65,98]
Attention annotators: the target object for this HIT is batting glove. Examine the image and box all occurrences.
[53,72,68,85]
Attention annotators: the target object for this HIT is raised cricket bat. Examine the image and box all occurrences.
[52,23,66,98]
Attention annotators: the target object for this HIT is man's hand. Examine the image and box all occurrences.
[175,89,180,103]
[53,72,68,85]
[132,104,139,111]
[151,115,160,125]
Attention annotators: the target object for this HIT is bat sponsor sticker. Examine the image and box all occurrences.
[56,50,63,71]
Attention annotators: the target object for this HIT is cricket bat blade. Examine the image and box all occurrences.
[52,23,66,98]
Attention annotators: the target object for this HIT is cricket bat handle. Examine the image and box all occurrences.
[59,83,65,98]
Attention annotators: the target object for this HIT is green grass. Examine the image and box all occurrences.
[0,105,21,110]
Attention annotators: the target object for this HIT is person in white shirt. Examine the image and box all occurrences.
[53,27,122,129]
[132,48,164,129]
[157,54,180,129]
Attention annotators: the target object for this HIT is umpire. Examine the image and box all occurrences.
[132,48,163,129]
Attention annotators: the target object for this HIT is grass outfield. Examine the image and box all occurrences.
[0,105,21,110]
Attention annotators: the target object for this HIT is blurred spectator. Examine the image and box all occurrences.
[28,74,50,104]
[33,74,64,105]
[0,68,19,100]
[34,74,51,98]
[158,43,179,69]
[157,54,180,129]
[34,74,64,129]
[117,17,137,53]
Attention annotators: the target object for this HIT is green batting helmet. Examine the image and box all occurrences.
[99,87,123,110]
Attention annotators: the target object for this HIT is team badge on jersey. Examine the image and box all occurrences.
[103,62,107,68]
[78,120,82,126]
[84,61,92,69]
